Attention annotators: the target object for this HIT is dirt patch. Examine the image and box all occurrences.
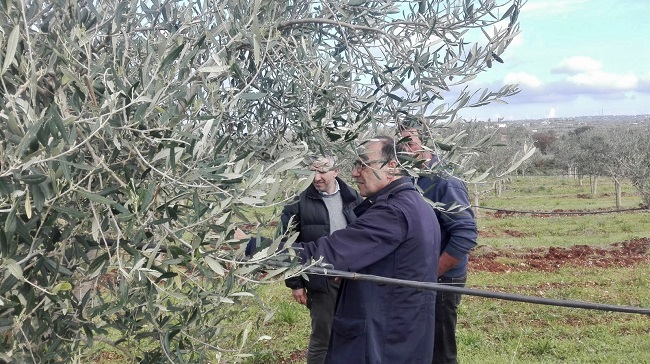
[503,229,530,238]
[477,228,499,238]
[279,350,307,364]
[469,238,650,273]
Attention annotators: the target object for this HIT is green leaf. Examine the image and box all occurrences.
[1,25,19,75]
[501,4,516,21]
[24,189,32,219]
[15,121,42,157]
[0,177,13,196]
[52,205,85,219]
[20,174,47,185]
[30,184,45,212]
[5,259,23,280]
[240,92,267,100]
[52,282,72,294]
[4,203,17,237]
[197,66,229,74]
[204,256,225,277]
[239,197,264,206]
[274,158,304,174]
[77,189,116,206]
[386,93,403,102]
[160,43,185,70]
[237,321,252,350]
[88,252,109,274]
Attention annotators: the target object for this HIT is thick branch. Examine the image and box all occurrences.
[278,18,388,36]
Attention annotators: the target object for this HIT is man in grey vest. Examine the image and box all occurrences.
[283,155,363,364]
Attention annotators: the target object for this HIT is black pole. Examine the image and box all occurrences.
[304,266,650,315]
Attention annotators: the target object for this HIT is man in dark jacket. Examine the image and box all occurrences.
[283,155,363,364]
[294,136,441,364]
[401,127,479,364]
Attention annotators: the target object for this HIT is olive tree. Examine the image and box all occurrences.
[551,125,650,209]
[607,125,650,208]
[0,0,522,362]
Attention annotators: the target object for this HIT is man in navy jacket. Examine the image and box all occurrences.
[294,136,441,363]
[401,127,479,364]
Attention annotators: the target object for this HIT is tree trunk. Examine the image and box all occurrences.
[494,180,502,197]
[591,175,598,195]
[614,176,622,209]
[473,184,479,214]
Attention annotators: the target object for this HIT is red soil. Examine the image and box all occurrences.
[469,238,650,273]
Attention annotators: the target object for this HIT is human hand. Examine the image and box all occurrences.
[234,227,249,240]
[292,288,307,306]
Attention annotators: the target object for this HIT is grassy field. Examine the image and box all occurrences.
[461,176,650,363]
[476,176,649,248]
[240,176,650,363]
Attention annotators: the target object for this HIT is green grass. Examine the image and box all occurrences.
[477,212,650,248]
[240,284,310,363]
[460,265,650,363]
[478,176,644,211]
[476,176,648,248]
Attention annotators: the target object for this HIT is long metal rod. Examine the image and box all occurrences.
[304,266,650,315]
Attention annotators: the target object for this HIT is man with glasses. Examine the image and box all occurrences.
[400,126,478,364]
[294,136,441,363]
[282,155,363,364]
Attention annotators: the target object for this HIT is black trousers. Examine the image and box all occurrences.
[306,278,340,364]
[433,275,466,364]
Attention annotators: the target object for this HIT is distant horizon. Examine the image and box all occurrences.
[472,113,650,123]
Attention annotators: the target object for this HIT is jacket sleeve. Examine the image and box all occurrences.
[423,177,478,260]
[295,204,408,272]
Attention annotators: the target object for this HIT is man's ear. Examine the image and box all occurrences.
[387,160,400,176]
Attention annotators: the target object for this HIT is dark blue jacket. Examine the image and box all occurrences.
[295,178,440,363]
[417,169,478,278]
[283,177,362,293]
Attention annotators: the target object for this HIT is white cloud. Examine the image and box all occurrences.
[504,72,543,88]
[549,56,639,90]
[553,56,602,74]
[567,71,637,90]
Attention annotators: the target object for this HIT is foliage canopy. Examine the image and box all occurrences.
[0,0,522,361]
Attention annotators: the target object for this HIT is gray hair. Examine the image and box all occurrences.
[306,154,338,169]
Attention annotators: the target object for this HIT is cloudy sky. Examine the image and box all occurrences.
[458,0,650,121]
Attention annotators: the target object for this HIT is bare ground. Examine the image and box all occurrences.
[470,238,650,273]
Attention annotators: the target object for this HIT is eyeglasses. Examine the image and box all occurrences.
[352,159,385,172]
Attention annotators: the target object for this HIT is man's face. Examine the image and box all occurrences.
[309,159,339,194]
[400,128,424,157]
[351,141,395,197]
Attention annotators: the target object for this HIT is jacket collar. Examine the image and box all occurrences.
[354,177,414,216]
